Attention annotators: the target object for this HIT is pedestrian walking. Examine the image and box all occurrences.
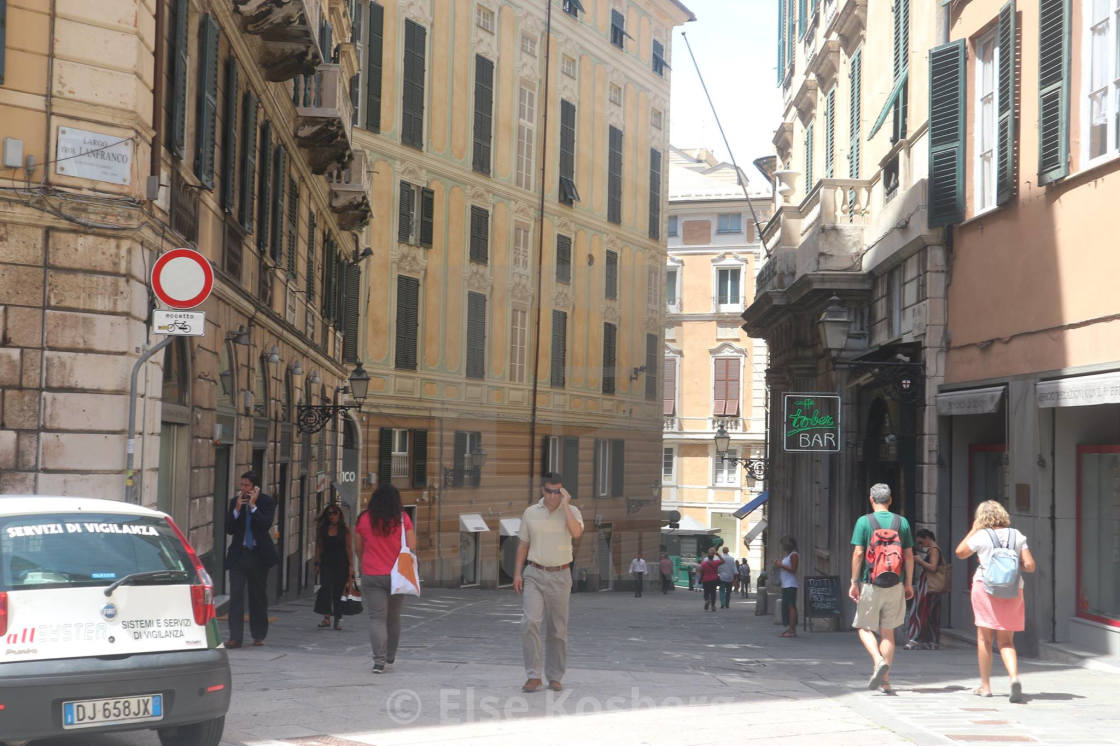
[904,529,944,650]
[513,472,584,693]
[686,561,697,591]
[629,553,648,597]
[717,546,736,608]
[738,558,752,597]
[224,471,279,648]
[955,500,1036,703]
[698,547,722,611]
[774,536,800,637]
[849,483,914,693]
[354,484,415,674]
[659,552,674,594]
[313,503,353,630]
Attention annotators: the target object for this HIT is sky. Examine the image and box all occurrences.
[668,0,780,183]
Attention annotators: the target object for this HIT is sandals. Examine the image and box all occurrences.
[972,687,993,697]
[780,630,797,637]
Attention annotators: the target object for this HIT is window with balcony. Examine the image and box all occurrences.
[391,429,410,481]
[713,448,740,487]
[713,356,741,417]
[717,213,743,234]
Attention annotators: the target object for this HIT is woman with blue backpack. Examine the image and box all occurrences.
[955,500,1037,703]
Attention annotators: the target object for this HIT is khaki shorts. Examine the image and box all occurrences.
[852,583,906,631]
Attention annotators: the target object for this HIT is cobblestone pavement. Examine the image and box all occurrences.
[24,587,1120,746]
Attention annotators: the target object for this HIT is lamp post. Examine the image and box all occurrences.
[815,295,923,402]
[296,363,370,434]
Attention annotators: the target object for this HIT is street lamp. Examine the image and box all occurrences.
[818,295,852,357]
[714,420,767,481]
[815,296,924,402]
[469,445,488,470]
[296,363,371,434]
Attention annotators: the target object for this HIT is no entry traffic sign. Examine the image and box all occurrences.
[151,248,214,309]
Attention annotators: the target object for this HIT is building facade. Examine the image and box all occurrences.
[662,147,770,568]
[347,0,694,589]
[743,0,949,609]
[933,0,1120,655]
[0,0,367,600]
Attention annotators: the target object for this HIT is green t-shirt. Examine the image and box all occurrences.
[850,511,914,584]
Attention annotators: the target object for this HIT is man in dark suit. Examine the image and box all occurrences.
[225,470,279,647]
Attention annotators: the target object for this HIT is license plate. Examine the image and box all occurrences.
[62,693,163,729]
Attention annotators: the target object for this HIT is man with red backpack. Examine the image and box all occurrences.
[849,483,915,694]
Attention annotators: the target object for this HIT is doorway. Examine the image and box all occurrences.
[210,444,231,595]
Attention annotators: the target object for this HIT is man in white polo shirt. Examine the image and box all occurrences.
[513,472,584,693]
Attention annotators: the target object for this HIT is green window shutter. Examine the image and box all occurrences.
[378,428,393,487]
[551,310,567,388]
[928,40,966,227]
[419,187,434,247]
[556,234,571,284]
[824,88,835,178]
[605,250,618,300]
[256,121,272,252]
[305,210,316,303]
[322,236,335,318]
[798,0,806,39]
[452,431,467,486]
[559,100,578,204]
[401,20,426,149]
[194,15,219,189]
[996,0,1017,204]
[610,439,625,497]
[397,181,413,243]
[168,0,189,160]
[220,58,239,213]
[238,92,258,232]
[366,2,383,131]
[1038,0,1069,184]
[466,292,486,380]
[648,147,661,239]
[562,437,579,499]
[601,322,616,395]
[607,126,623,224]
[395,274,419,370]
[805,121,814,187]
[893,0,909,80]
[334,253,346,328]
[472,55,494,175]
[777,0,786,85]
[342,261,360,363]
[469,206,489,264]
[849,49,862,178]
[411,430,428,488]
[644,334,657,401]
[269,145,286,262]
[286,179,298,277]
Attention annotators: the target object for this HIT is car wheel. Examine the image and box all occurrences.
[157,715,225,746]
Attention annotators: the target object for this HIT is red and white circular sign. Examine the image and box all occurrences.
[151,248,214,309]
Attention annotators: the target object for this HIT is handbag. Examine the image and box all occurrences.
[925,547,952,594]
[338,579,364,616]
[390,519,421,596]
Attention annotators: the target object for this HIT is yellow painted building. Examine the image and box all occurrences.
[662,147,770,569]
[348,0,694,588]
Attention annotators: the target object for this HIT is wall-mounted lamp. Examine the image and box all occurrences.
[225,325,250,345]
[310,370,322,385]
[352,247,373,263]
[629,365,647,382]
[267,346,281,364]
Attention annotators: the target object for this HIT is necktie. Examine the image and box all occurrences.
[243,502,255,550]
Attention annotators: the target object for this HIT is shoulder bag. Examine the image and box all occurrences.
[925,545,952,594]
[390,518,421,596]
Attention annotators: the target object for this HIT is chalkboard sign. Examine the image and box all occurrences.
[803,575,844,631]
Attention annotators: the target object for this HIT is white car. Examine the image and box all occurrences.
[0,496,230,746]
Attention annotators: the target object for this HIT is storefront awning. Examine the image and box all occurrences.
[743,519,767,547]
[498,518,521,537]
[935,385,1006,416]
[733,491,768,520]
[1037,371,1120,408]
[459,513,490,532]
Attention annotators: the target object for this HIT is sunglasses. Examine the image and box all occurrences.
[543,487,562,495]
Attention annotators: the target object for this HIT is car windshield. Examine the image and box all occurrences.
[0,512,197,591]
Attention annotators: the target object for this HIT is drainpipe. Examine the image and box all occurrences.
[151,0,165,180]
[940,0,951,44]
[126,336,173,504]
[1049,411,1056,642]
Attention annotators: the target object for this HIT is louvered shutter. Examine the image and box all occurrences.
[378,428,393,487]
[805,122,814,187]
[194,15,219,189]
[349,73,360,125]
[452,431,467,487]
[335,253,347,328]
[562,437,579,499]
[286,180,298,277]
[397,181,413,243]
[996,1,1017,204]
[402,20,426,149]
[419,187,434,247]
[648,148,661,239]
[470,206,489,264]
[472,55,494,174]
[777,0,786,85]
[559,100,577,204]
[602,322,616,395]
[849,49,862,178]
[238,92,258,232]
[592,439,602,495]
[256,121,272,252]
[470,431,483,487]
[663,357,676,415]
[928,40,966,227]
[645,334,657,401]
[556,234,571,283]
[366,2,383,131]
[305,210,316,302]
[1038,0,1069,183]
[605,250,618,299]
[342,261,360,362]
[824,88,835,177]
[551,310,567,388]
[221,58,239,213]
[466,292,486,380]
[395,275,419,370]
[727,360,740,416]
[610,439,625,497]
[541,436,551,476]
[168,0,189,160]
[607,126,623,224]
[411,429,427,488]
[270,145,286,262]
[713,358,728,415]
[797,0,806,38]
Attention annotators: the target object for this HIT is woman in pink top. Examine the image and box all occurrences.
[354,484,415,673]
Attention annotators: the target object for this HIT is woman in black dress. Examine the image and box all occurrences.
[314,503,353,630]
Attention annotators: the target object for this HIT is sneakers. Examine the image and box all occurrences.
[868,659,890,690]
[372,663,386,674]
[1009,679,1024,703]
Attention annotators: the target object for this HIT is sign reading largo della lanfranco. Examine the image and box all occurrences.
[783,394,841,452]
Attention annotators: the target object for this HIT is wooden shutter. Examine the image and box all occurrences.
[559,100,577,204]
[466,291,486,379]
[556,234,571,283]
[194,14,219,189]
[395,275,419,370]
[644,334,657,401]
[592,439,602,495]
[541,436,551,476]
[797,0,806,37]
[1038,0,1069,183]
[470,431,482,487]
[562,437,579,499]
[220,58,239,213]
[286,180,298,277]
[610,9,625,47]
[469,206,489,264]
[824,88,835,177]
[342,261,360,362]
[804,122,814,187]
[652,39,665,75]
[551,310,567,388]
[305,210,316,302]
[452,431,467,487]
[602,322,616,395]
[777,0,786,85]
[366,2,383,131]
[398,181,413,243]
[168,0,189,160]
[663,356,676,415]
[472,55,494,174]
[256,121,272,252]
[648,148,661,239]
[402,20,426,149]
[238,92,258,232]
[0,0,7,86]
[411,429,427,488]
[269,145,286,262]
[605,250,618,299]
[928,40,966,227]
[419,187,434,247]
[610,439,625,497]
[713,358,731,415]
[607,126,623,224]
[378,427,393,486]
[996,0,1017,205]
[849,48,861,178]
